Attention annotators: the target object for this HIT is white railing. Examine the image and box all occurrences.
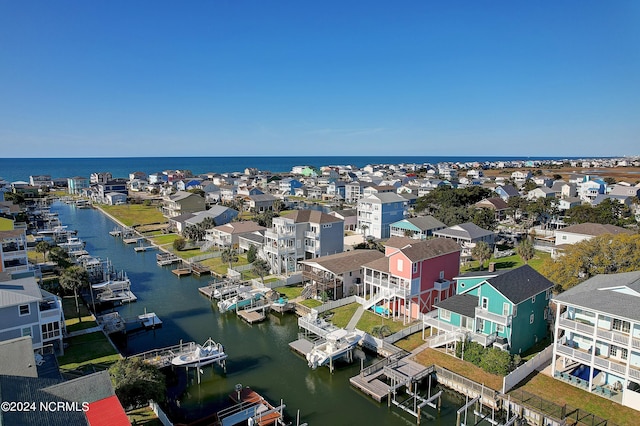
[558,317,595,335]
[40,309,61,319]
[475,307,510,327]
[426,330,464,348]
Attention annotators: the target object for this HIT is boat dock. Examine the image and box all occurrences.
[97,311,162,334]
[172,266,192,277]
[157,252,181,266]
[218,386,286,426]
[123,236,141,244]
[237,303,270,324]
[134,242,156,252]
[191,262,211,276]
[133,341,197,368]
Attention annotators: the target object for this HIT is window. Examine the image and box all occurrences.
[19,304,30,316]
[42,322,60,340]
[441,310,451,321]
[530,313,535,324]
[21,327,32,337]
[322,223,332,229]
[502,303,509,317]
[397,259,403,272]
[610,346,618,357]
[546,289,551,300]
[439,270,445,279]
[477,318,484,333]
[612,319,631,334]
[621,348,628,360]
[496,324,505,334]
[413,263,418,273]
[482,297,488,310]
[531,295,536,303]
[513,305,518,317]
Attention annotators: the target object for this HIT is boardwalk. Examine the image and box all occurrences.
[132,341,197,368]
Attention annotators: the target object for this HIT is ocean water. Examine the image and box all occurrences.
[0,155,576,183]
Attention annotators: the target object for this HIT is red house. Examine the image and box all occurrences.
[362,237,460,322]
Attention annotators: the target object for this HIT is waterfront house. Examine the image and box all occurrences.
[362,237,461,321]
[0,275,65,354]
[0,229,30,276]
[162,191,206,218]
[205,221,266,249]
[300,249,384,300]
[389,216,447,240]
[427,265,554,355]
[104,192,127,206]
[67,176,89,195]
[551,271,640,411]
[357,193,408,239]
[432,223,495,258]
[94,179,128,204]
[554,223,633,247]
[263,210,344,274]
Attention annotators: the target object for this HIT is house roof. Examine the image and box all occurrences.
[0,229,26,239]
[301,250,384,275]
[362,193,407,203]
[0,276,43,308]
[435,294,479,318]
[85,395,130,426]
[485,265,553,304]
[282,210,343,224]
[475,197,508,210]
[331,209,358,218]
[0,337,38,378]
[557,223,633,237]
[363,256,390,273]
[553,271,640,322]
[248,193,277,202]
[392,238,461,262]
[168,212,196,224]
[495,185,519,197]
[238,232,264,245]
[433,223,494,240]
[213,221,266,235]
[169,190,200,201]
[392,216,446,232]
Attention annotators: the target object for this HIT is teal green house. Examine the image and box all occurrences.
[431,265,553,355]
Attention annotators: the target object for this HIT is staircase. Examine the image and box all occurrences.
[425,330,466,348]
[362,291,390,311]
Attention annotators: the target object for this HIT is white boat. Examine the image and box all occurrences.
[92,277,131,292]
[217,289,265,313]
[58,237,86,253]
[306,329,362,370]
[213,283,253,300]
[171,338,227,367]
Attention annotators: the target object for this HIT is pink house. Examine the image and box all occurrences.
[362,237,461,323]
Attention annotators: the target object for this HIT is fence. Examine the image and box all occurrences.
[189,252,221,262]
[384,323,424,344]
[502,344,553,393]
[434,365,500,408]
[149,401,173,426]
[313,295,359,313]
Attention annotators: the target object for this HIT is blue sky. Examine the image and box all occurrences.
[1,1,638,158]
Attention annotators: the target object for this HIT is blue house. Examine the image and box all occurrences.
[426,265,553,355]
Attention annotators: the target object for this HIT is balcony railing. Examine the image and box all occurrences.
[558,317,595,335]
[475,307,511,327]
[304,231,318,239]
[596,328,631,346]
[470,331,497,347]
[433,279,450,292]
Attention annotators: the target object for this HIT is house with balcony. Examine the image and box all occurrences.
[432,222,495,258]
[162,191,206,218]
[263,210,344,274]
[300,249,384,300]
[0,230,30,276]
[426,265,553,355]
[389,216,447,240]
[357,193,408,239]
[0,275,65,354]
[474,197,509,221]
[205,221,266,249]
[67,176,89,195]
[361,237,461,322]
[551,271,640,411]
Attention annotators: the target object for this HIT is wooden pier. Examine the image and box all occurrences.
[191,262,211,276]
[123,236,141,244]
[134,244,156,252]
[172,267,192,277]
[237,304,269,324]
[157,252,181,266]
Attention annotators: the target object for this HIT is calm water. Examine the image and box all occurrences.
[53,201,494,425]
[0,155,577,183]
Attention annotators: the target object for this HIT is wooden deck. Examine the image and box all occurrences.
[191,262,211,276]
[238,309,266,324]
[133,341,197,368]
[172,267,192,277]
[225,387,284,426]
[288,338,314,357]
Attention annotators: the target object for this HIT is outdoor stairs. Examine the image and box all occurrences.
[424,330,465,348]
[362,292,388,311]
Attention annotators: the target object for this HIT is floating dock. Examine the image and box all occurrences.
[237,304,268,324]
[138,312,162,328]
[123,236,141,244]
[172,267,192,277]
[191,262,211,276]
[134,244,156,252]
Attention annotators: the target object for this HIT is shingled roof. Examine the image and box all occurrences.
[435,293,479,318]
[386,238,461,262]
[282,209,342,224]
[557,223,634,237]
[485,265,553,304]
[553,271,640,322]
[301,250,384,275]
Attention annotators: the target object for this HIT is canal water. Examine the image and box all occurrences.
[54,202,494,425]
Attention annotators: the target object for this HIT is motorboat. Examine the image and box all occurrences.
[217,289,264,313]
[171,338,227,368]
[306,329,362,369]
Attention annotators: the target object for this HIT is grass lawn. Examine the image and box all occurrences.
[510,373,638,426]
[274,285,303,299]
[150,234,180,245]
[323,303,360,328]
[356,310,418,335]
[98,204,166,227]
[300,299,322,308]
[57,332,121,370]
[394,332,428,352]
[413,348,504,391]
[461,250,550,274]
[200,256,250,276]
[128,406,163,426]
[62,297,93,325]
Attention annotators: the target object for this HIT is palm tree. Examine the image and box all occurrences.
[516,238,535,264]
[371,325,392,339]
[59,265,89,321]
[221,246,239,270]
[360,223,369,241]
[252,258,271,284]
[48,246,71,269]
[471,241,492,270]
[35,241,51,263]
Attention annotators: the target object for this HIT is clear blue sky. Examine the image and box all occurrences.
[1,1,638,158]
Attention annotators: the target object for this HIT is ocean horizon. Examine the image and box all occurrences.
[1,155,589,183]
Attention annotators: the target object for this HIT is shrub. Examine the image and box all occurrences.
[173,237,186,251]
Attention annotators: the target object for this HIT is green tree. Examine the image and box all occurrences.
[542,233,640,292]
[59,265,89,321]
[479,347,513,376]
[48,246,71,269]
[173,237,186,251]
[221,246,239,270]
[516,238,535,264]
[523,179,538,192]
[246,244,257,263]
[109,358,166,409]
[252,258,271,284]
[471,207,496,230]
[471,241,492,270]
[35,241,51,263]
